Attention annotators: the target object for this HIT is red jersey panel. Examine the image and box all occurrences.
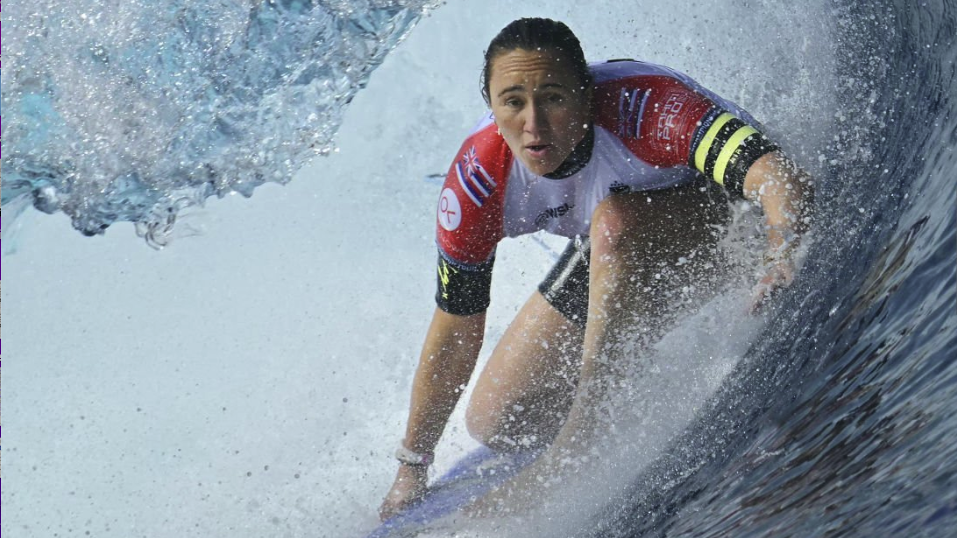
[435,60,774,269]
[592,75,714,168]
[435,119,513,266]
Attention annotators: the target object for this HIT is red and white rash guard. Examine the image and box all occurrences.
[434,60,777,315]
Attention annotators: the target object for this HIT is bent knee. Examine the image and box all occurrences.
[465,397,549,452]
[590,193,645,259]
[590,187,725,261]
[465,402,497,447]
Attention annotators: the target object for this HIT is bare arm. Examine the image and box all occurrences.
[743,150,813,247]
[403,307,486,453]
[741,150,814,309]
[379,307,486,520]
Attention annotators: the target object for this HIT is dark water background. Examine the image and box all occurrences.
[600,1,957,536]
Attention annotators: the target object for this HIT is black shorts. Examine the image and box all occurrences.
[538,235,591,327]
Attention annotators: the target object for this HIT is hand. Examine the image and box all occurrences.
[378,464,429,521]
[749,256,796,313]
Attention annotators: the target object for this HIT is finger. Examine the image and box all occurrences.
[378,493,405,521]
[749,276,782,314]
[749,287,769,314]
[379,497,411,521]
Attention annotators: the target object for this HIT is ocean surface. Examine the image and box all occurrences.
[2,1,955,537]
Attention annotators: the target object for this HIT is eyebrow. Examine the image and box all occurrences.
[497,82,567,97]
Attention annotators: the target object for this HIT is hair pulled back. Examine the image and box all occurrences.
[481,18,592,105]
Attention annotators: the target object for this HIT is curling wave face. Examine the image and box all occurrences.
[585,1,957,537]
[1,0,439,245]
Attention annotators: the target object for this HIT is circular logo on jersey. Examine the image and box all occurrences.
[437,188,462,231]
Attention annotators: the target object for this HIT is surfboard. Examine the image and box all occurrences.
[368,447,539,538]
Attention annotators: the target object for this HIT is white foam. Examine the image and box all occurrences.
[1,1,836,536]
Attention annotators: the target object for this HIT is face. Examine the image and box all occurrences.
[487,48,591,176]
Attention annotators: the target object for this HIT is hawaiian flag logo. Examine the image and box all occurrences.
[618,87,648,139]
[455,146,497,207]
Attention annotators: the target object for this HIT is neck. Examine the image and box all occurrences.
[544,125,595,179]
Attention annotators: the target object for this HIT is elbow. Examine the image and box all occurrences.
[743,151,815,219]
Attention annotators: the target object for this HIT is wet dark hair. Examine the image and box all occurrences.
[481,18,592,105]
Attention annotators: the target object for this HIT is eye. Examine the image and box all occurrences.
[503,97,523,108]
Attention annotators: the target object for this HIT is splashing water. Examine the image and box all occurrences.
[1,0,440,246]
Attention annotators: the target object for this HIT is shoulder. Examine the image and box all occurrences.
[435,118,514,265]
[589,60,779,195]
[446,116,512,209]
[590,60,716,168]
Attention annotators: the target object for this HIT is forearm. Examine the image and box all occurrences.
[402,307,486,454]
[742,150,814,251]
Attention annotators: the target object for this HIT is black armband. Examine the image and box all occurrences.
[538,236,591,327]
[435,251,494,316]
[691,108,779,197]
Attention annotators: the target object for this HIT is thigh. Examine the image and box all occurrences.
[589,180,731,331]
[601,180,727,251]
[466,291,585,446]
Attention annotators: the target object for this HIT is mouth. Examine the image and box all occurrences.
[524,143,553,158]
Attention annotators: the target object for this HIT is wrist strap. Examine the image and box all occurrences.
[395,446,434,467]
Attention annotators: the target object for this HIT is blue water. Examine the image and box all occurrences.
[595,1,957,536]
[2,0,439,244]
[2,0,955,537]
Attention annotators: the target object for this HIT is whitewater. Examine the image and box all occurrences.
[3,1,955,537]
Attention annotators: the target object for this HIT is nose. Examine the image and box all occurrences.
[523,100,548,136]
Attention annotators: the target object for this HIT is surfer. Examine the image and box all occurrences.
[379,17,813,520]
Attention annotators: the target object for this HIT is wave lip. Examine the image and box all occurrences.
[1,0,440,245]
